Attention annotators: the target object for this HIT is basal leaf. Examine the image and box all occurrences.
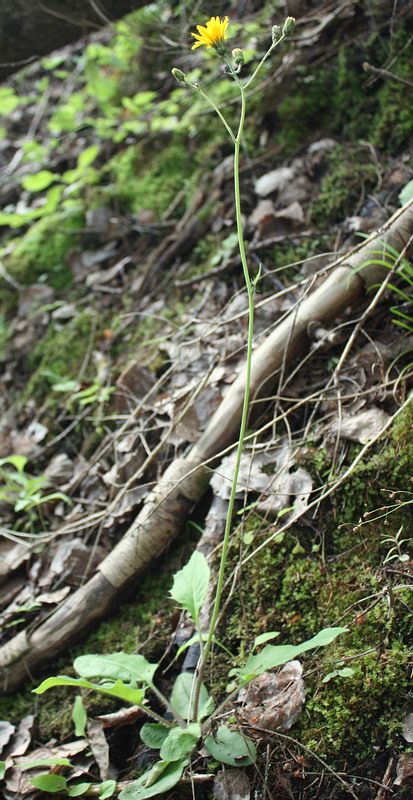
[74,652,157,686]
[140,723,170,750]
[33,675,145,706]
[159,723,200,761]
[170,551,210,622]
[118,758,188,799]
[30,774,68,792]
[204,726,256,767]
[99,780,117,798]
[170,672,211,720]
[67,782,92,796]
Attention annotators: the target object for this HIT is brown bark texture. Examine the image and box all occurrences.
[0,200,412,693]
[0,0,147,80]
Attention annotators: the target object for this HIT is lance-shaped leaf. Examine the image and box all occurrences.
[231,627,348,683]
[33,675,145,706]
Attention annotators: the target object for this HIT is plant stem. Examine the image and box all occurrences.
[185,80,236,142]
[193,71,255,720]
[243,34,286,89]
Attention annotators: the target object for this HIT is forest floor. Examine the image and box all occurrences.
[1,1,413,798]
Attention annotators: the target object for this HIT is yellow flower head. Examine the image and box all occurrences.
[191,15,229,54]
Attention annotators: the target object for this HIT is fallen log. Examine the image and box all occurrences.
[1,200,412,693]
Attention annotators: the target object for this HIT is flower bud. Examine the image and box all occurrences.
[171,68,186,83]
[232,48,244,66]
[282,16,296,36]
[271,24,281,42]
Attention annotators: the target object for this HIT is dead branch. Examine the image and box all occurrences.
[0,200,412,693]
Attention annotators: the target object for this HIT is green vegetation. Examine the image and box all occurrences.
[311,144,379,226]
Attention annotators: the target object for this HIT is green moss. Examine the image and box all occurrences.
[24,311,96,403]
[311,144,378,226]
[106,136,190,217]
[5,212,83,289]
[372,27,413,152]
[276,27,413,156]
[211,405,413,778]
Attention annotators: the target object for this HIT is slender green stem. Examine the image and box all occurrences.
[193,69,256,720]
[150,683,187,727]
[185,80,236,142]
[243,34,286,89]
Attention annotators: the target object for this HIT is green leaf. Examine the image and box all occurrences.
[139,722,171,750]
[159,723,200,761]
[33,675,145,706]
[30,774,68,792]
[198,695,215,721]
[21,171,58,192]
[232,627,347,682]
[16,758,72,769]
[204,726,256,766]
[77,144,100,170]
[170,673,211,720]
[67,782,92,796]
[399,179,413,206]
[175,632,232,659]
[140,723,170,749]
[0,761,5,779]
[118,759,188,799]
[0,455,27,473]
[170,551,210,623]
[252,631,280,651]
[74,652,157,686]
[72,695,87,737]
[99,780,117,798]
[0,87,21,114]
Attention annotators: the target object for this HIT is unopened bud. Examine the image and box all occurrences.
[232,48,244,66]
[271,24,281,42]
[282,16,296,36]
[171,68,186,83]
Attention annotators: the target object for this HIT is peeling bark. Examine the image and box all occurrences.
[0,201,412,693]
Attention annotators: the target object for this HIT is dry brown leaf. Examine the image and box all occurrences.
[237,660,306,731]
[213,769,250,800]
[0,721,15,755]
[86,719,110,781]
[4,740,88,794]
[395,753,413,786]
